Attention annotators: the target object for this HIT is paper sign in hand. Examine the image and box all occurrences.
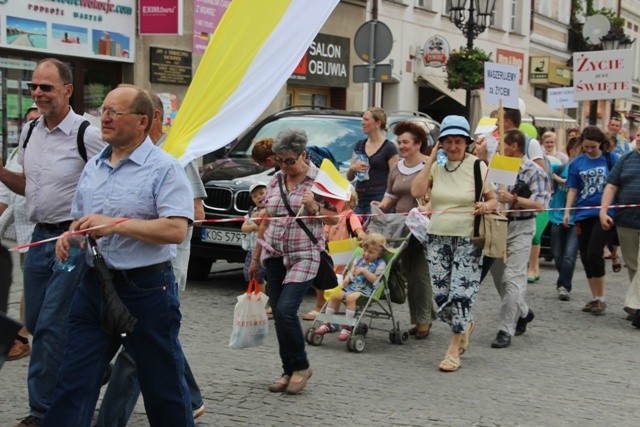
[486,154,522,186]
[474,117,497,135]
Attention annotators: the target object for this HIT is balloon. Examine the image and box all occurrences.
[519,122,538,140]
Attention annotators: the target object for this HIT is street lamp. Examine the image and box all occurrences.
[600,30,635,51]
[448,0,497,119]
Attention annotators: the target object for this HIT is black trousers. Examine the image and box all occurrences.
[0,244,12,314]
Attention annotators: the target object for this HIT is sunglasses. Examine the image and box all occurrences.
[273,154,300,166]
[28,83,69,92]
[97,107,144,119]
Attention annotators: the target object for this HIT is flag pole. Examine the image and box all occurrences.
[498,98,506,213]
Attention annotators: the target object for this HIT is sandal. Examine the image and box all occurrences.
[438,355,461,372]
[458,323,476,356]
[612,256,622,273]
[301,309,320,321]
[409,324,431,340]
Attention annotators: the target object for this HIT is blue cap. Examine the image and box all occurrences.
[438,115,471,141]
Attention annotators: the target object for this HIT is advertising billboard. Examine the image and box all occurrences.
[0,0,136,62]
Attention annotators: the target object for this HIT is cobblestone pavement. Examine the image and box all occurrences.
[1,248,639,426]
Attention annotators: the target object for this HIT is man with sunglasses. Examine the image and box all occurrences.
[0,58,104,427]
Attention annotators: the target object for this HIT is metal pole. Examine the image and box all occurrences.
[464,2,476,120]
[368,20,377,108]
[368,0,379,107]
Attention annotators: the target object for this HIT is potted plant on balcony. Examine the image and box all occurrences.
[445,46,492,91]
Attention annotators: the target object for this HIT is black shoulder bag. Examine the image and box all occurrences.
[276,175,338,290]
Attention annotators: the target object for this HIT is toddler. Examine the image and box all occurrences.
[315,233,387,341]
[241,183,267,287]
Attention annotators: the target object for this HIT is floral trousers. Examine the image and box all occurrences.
[425,234,483,333]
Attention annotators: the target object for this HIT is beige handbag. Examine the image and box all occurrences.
[472,160,508,262]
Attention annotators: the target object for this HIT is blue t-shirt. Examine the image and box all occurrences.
[566,152,619,222]
[607,150,640,229]
[549,163,571,225]
[344,256,386,296]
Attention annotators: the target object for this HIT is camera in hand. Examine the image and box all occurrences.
[511,180,532,199]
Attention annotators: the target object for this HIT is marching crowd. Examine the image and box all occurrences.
[1,57,640,426]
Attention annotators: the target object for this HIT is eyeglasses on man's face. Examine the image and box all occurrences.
[28,82,70,92]
[273,154,300,165]
[97,107,144,119]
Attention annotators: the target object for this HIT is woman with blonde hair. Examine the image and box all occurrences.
[347,107,399,215]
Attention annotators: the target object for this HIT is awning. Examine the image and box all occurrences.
[418,74,577,129]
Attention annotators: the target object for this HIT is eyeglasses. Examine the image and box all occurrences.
[97,107,143,118]
[273,154,300,166]
[28,83,69,92]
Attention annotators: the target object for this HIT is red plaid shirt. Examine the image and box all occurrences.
[261,163,334,284]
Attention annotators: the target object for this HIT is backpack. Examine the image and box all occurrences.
[23,119,90,162]
[306,145,338,168]
[386,258,407,304]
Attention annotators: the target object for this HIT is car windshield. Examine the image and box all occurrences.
[228,116,363,168]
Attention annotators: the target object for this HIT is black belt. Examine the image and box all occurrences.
[110,261,172,280]
[508,215,534,222]
[37,221,73,231]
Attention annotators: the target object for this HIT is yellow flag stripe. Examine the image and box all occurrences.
[163,0,292,158]
[490,154,522,172]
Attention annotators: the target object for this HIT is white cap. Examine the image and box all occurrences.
[249,183,267,194]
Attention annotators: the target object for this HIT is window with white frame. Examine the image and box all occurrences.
[509,0,525,34]
[416,0,437,10]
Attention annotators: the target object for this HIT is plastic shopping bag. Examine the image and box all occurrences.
[405,208,430,246]
[229,279,269,349]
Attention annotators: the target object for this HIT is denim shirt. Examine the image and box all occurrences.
[72,137,194,269]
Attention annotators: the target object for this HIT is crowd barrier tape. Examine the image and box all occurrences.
[8,218,130,252]
[10,203,638,252]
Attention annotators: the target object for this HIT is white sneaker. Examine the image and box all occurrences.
[557,286,570,301]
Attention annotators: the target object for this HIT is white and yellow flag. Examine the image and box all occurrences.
[163,0,340,165]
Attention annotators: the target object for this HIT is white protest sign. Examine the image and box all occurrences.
[484,62,519,108]
[547,87,578,109]
[573,49,633,101]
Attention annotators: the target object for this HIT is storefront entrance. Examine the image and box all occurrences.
[0,52,123,160]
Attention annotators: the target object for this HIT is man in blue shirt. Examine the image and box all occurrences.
[600,146,640,328]
[42,85,195,426]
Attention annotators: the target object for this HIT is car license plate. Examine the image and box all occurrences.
[201,228,244,246]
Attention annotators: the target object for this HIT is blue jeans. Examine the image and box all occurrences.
[42,266,193,427]
[23,224,87,419]
[96,347,203,427]
[264,257,312,375]
[550,223,579,292]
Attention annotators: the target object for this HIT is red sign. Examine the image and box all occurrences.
[496,49,524,85]
[139,0,180,35]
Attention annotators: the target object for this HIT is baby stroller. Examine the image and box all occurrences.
[304,241,409,353]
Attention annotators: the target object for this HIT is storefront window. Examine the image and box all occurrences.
[84,68,117,115]
[0,58,37,160]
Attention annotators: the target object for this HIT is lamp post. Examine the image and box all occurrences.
[448,0,497,119]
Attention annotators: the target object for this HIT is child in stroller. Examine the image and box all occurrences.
[314,233,387,341]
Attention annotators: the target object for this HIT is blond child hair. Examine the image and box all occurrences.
[360,233,386,254]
